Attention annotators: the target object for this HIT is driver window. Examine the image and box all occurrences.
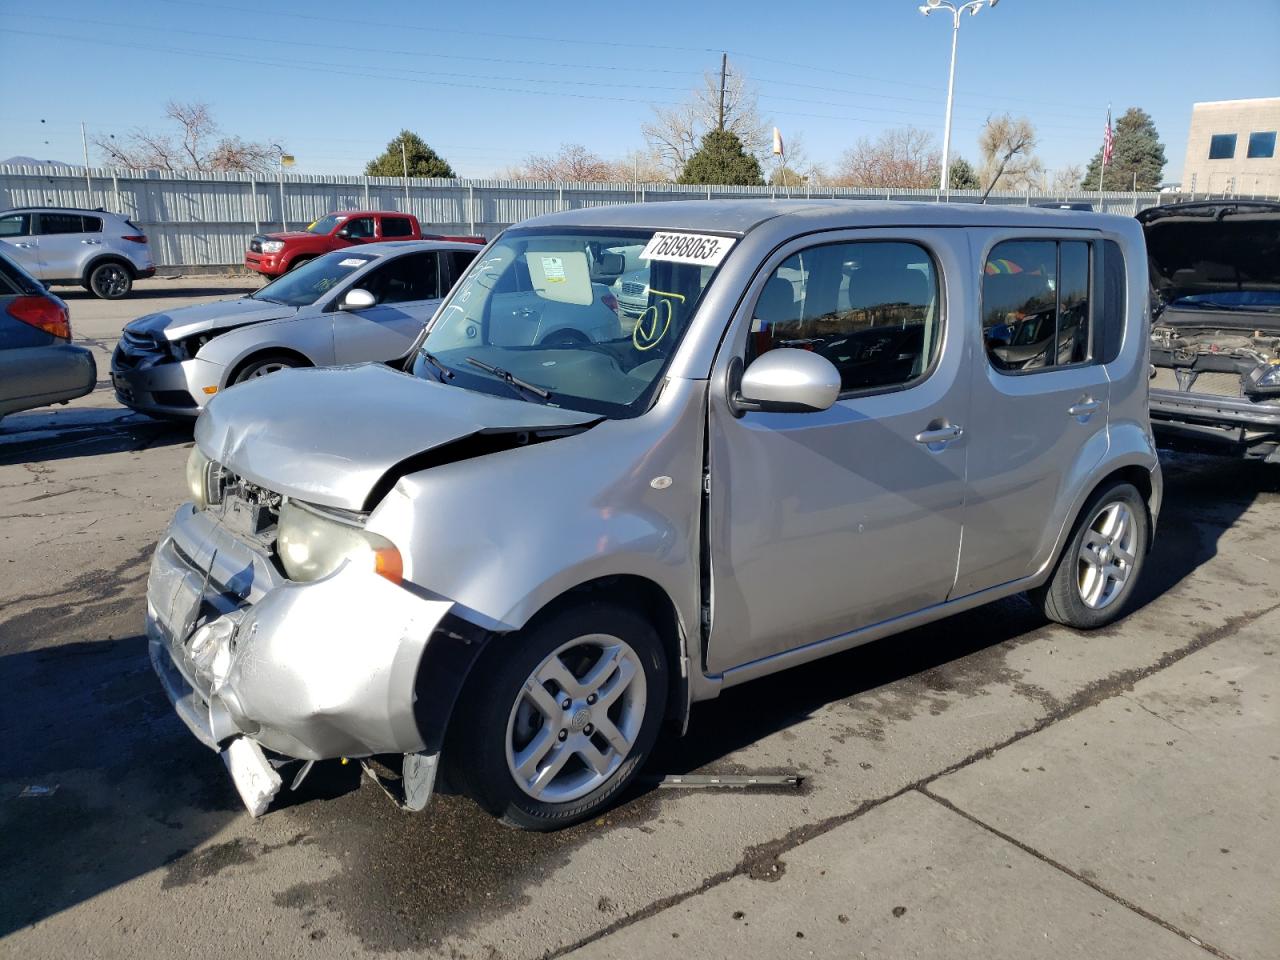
[359,252,439,304]
[344,217,375,240]
[746,240,941,394]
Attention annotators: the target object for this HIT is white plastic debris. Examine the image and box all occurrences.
[222,737,282,817]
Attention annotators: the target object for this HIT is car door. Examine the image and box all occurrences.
[331,251,442,363]
[0,213,43,277]
[704,229,971,674]
[35,212,100,280]
[955,231,1109,595]
[338,216,377,247]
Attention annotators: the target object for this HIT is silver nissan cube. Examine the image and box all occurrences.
[146,200,1161,828]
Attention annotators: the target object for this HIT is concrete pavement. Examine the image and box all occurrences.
[0,280,1277,959]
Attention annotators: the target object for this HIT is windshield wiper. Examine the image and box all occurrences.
[464,356,551,400]
[419,350,454,382]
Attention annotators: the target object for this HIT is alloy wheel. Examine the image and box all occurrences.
[504,634,646,803]
[1076,501,1137,610]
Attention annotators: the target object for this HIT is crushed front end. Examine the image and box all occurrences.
[1149,320,1280,460]
[147,454,459,815]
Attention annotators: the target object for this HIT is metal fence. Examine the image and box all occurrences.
[0,163,1260,269]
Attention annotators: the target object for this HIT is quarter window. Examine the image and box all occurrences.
[1247,131,1276,159]
[1208,134,1237,159]
[983,239,1091,373]
[746,240,941,394]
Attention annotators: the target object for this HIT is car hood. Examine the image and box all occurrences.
[258,231,319,243]
[1137,201,1280,302]
[195,363,600,511]
[126,297,299,341]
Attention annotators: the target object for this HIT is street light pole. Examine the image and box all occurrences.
[920,0,999,196]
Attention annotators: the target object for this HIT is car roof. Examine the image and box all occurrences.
[1,206,120,216]
[333,239,483,257]
[518,198,1136,237]
[319,210,414,218]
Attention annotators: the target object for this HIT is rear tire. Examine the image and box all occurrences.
[87,261,133,299]
[231,353,302,384]
[1031,481,1149,629]
[448,602,668,831]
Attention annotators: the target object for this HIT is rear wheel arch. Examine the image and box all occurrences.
[80,254,137,285]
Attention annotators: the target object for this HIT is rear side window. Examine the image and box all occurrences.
[38,213,91,235]
[82,216,103,233]
[0,213,32,237]
[381,217,413,238]
[746,240,942,394]
[982,239,1091,373]
[362,251,440,303]
[444,249,479,288]
[1095,240,1128,365]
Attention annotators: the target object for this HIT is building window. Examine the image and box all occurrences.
[1208,134,1237,160]
[1247,131,1276,159]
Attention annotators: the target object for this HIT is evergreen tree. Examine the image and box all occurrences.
[945,157,980,190]
[1081,108,1166,191]
[365,130,456,178]
[677,129,764,186]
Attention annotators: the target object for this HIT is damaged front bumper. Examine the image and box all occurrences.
[147,503,459,812]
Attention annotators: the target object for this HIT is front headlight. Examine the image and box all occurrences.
[186,446,215,509]
[260,240,285,254]
[277,500,402,584]
[1258,362,1280,388]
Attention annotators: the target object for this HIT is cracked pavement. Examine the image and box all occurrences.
[1,279,1277,959]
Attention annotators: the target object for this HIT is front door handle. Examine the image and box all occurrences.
[1068,398,1101,417]
[914,423,964,446]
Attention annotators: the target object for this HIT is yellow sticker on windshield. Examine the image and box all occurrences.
[541,256,566,283]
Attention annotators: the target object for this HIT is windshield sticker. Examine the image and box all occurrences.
[338,258,368,267]
[640,232,735,267]
[540,256,566,283]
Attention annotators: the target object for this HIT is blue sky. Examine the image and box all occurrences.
[1,0,1277,182]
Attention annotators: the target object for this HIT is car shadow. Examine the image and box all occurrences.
[647,448,1274,780]
[0,634,244,935]
[0,407,192,466]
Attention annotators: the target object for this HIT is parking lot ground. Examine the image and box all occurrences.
[1,282,1278,959]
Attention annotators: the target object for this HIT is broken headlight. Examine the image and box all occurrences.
[185,446,223,510]
[277,500,402,585]
[1245,362,1280,398]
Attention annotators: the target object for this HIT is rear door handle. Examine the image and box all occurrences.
[914,424,964,445]
[80,239,102,245]
[1068,398,1101,417]
[13,242,34,249]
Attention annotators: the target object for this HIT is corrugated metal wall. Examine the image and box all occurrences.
[0,164,1210,268]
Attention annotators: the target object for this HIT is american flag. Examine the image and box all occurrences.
[1102,107,1114,166]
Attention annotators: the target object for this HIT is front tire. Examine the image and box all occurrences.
[87,261,133,299]
[231,353,301,384]
[449,602,668,831]
[1031,481,1149,629]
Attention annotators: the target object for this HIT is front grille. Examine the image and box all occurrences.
[1150,367,1243,397]
[114,328,171,370]
[620,280,647,298]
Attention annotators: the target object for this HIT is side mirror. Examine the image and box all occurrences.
[597,252,625,274]
[728,348,841,417]
[336,227,352,239]
[341,288,376,311]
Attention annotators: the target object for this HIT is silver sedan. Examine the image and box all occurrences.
[110,240,480,418]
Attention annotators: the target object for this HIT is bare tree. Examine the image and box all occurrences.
[94,101,279,174]
[603,149,669,184]
[1049,164,1085,194]
[510,143,613,181]
[642,59,770,178]
[832,127,940,188]
[978,114,1040,198]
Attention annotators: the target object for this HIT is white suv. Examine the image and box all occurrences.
[0,207,156,299]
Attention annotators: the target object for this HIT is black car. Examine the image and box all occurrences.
[1140,200,1280,461]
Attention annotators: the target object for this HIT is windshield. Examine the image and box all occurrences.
[251,250,374,307]
[306,214,345,235]
[414,227,728,417]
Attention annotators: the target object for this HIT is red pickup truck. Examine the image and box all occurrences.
[245,211,485,277]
